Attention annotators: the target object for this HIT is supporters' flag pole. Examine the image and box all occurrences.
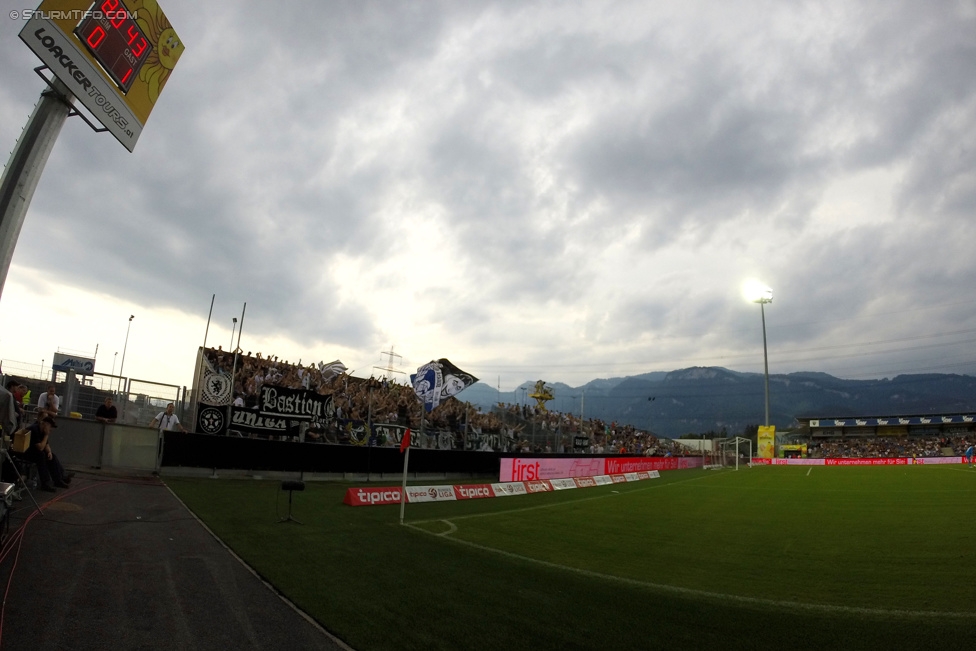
[226,302,246,436]
[401,358,478,524]
[398,428,412,525]
[202,293,215,349]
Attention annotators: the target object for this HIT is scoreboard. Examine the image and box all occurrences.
[74,1,154,93]
[18,0,184,151]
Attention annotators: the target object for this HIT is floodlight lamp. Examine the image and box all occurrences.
[743,280,773,304]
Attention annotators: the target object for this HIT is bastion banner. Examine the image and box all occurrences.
[258,385,330,420]
[195,385,332,436]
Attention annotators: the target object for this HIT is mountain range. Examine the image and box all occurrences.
[459,367,976,438]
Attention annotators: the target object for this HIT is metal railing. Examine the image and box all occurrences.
[1,366,188,427]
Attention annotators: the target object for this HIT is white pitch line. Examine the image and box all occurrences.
[806,467,812,476]
[408,470,726,526]
[435,519,457,536]
[944,466,976,474]
[403,523,976,620]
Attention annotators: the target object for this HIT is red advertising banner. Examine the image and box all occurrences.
[824,458,908,466]
[344,470,666,507]
[343,487,402,506]
[752,457,967,466]
[453,484,495,500]
[499,456,703,481]
[524,480,554,494]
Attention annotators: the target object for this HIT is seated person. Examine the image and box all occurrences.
[95,397,118,423]
[26,417,70,492]
[37,385,60,419]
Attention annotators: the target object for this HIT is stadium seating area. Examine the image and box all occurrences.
[807,435,971,458]
[204,348,706,454]
[204,349,974,458]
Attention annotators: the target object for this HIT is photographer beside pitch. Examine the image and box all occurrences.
[150,403,187,434]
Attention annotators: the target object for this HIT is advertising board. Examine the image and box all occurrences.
[499,456,702,481]
[52,352,95,375]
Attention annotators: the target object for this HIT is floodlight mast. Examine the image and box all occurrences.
[746,283,773,427]
[0,78,73,300]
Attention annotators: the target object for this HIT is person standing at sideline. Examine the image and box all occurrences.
[150,403,187,433]
[965,443,974,468]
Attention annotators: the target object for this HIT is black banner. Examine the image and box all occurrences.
[196,385,332,436]
[259,385,330,420]
[230,407,297,437]
[371,423,409,447]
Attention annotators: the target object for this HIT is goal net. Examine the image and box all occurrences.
[712,437,753,470]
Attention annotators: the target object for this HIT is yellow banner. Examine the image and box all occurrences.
[757,425,776,459]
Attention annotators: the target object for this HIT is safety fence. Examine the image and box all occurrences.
[2,368,190,427]
[45,418,162,472]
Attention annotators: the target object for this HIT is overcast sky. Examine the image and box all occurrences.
[1,0,975,393]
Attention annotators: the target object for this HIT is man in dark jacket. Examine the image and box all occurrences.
[27,417,70,492]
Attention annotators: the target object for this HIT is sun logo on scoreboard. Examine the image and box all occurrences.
[134,0,185,103]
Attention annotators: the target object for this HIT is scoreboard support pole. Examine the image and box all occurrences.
[0,76,74,300]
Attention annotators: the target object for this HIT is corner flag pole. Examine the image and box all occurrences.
[399,411,419,525]
[399,443,410,525]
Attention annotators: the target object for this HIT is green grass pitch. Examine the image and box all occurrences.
[166,465,976,650]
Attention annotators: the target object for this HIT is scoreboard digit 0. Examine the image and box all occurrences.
[74,0,153,94]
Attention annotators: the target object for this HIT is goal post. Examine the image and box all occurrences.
[714,437,753,470]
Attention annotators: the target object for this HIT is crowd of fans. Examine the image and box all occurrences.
[203,348,707,453]
[207,348,507,437]
[807,435,972,459]
[205,350,976,457]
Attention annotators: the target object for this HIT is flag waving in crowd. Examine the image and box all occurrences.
[402,359,476,523]
[410,358,479,412]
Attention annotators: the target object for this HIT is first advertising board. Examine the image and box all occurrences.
[498,456,702,482]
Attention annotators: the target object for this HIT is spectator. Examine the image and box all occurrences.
[4,381,26,430]
[0,384,17,437]
[150,403,187,433]
[26,416,71,492]
[37,385,60,419]
[95,397,118,423]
